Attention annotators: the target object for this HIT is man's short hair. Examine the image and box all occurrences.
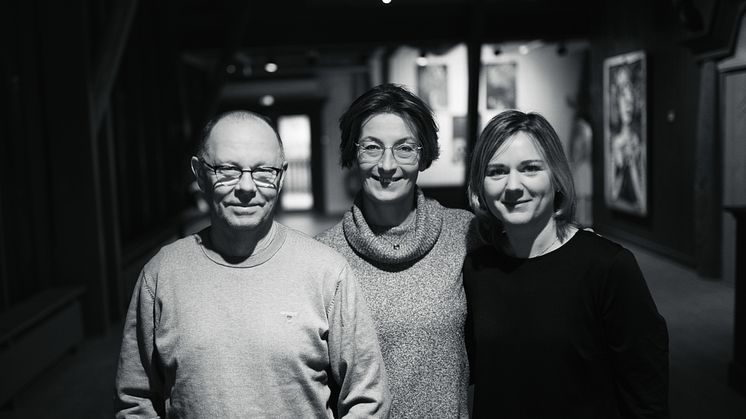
[196,110,285,160]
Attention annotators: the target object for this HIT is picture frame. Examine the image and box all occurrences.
[417,64,449,110]
[484,62,517,111]
[603,51,648,216]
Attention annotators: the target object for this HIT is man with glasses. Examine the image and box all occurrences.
[115,110,390,418]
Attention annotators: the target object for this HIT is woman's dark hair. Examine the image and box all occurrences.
[338,83,439,170]
[467,110,576,241]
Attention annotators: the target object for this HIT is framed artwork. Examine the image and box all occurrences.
[603,51,647,216]
[417,64,448,110]
[452,116,467,163]
[485,62,517,111]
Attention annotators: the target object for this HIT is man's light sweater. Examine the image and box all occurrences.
[316,189,479,418]
[115,222,390,418]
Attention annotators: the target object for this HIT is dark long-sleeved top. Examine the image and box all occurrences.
[463,230,669,419]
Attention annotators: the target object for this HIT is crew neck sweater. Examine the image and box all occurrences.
[316,189,480,418]
[115,222,390,418]
[464,230,669,418]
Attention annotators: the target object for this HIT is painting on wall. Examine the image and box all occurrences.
[485,62,517,111]
[417,64,448,110]
[452,116,468,163]
[603,51,647,216]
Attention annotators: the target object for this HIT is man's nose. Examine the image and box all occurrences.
[234,172,257,195]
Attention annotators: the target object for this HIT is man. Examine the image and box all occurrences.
[115,111,390,418]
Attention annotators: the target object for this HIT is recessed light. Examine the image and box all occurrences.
[264,62,278,73]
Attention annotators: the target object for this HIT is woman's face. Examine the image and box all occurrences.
[616,69,634,124]
[482,132,555,228]
[356,113,421,206]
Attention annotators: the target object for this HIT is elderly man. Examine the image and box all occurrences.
[115,111,390,418]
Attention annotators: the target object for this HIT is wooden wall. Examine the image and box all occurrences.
[588,0,718,274]
[1,0,210,335]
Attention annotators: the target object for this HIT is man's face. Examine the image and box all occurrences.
[193,118,285,233]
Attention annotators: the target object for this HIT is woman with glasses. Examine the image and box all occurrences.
[464,110,668,418]
[316,83,478,418]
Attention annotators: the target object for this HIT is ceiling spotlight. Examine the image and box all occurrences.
[260,95,275,107]
[557,43,568,56]
[264,61,278,73]
[416,51,428,67]
[226,64,236,74]
[382,0,392,4]
[518,45,530,55]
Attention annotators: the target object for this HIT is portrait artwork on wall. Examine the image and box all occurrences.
[417,64,448,110]
[484,62,517,111]
[603,51,648,216]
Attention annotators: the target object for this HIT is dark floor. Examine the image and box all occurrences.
[2,213,745,418]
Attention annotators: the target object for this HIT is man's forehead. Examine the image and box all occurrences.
[213,116,274,137]
[207,118,278,148]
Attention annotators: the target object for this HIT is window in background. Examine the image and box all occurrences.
[278,114,313,210]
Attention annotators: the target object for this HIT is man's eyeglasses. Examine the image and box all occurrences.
[198,158,283,189]
[356,141,422,165]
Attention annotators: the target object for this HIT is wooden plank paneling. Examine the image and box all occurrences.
[38,0,110,334]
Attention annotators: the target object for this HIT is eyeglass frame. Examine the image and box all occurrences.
[355,141,423,165]
[197,157,285,189]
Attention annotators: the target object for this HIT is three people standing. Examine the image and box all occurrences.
[115,84,668,418]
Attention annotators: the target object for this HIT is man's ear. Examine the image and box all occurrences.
[190,156,206,192]
[276,161,289,193]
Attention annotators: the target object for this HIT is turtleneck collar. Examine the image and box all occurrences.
[342,187,443,265]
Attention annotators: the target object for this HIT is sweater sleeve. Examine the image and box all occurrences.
[115,271,165,418]
[600,249,669,419]
[328,264,391,418]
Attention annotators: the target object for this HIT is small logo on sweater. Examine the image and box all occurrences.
[280,311,298,323]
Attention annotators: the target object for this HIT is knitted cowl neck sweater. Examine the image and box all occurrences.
[318,187,476,418]
[342,188,442,265]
